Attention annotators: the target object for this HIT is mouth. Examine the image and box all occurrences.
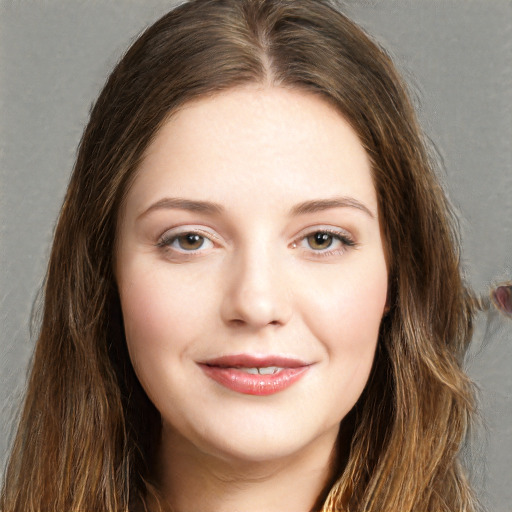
[198,354,311,396]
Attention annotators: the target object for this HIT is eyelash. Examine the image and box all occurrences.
[294,228,357,259]
[156,228,218,256]
[156,227,357,258]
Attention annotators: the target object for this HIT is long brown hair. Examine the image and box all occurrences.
[1,1,481,510]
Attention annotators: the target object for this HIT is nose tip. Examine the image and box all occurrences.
[227,288,288,328]
[220,259,292,329]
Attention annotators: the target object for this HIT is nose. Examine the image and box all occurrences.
[220,245,292,329]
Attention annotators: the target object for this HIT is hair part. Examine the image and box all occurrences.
[2,1,481,511]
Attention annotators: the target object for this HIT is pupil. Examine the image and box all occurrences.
[309,232,332,249]
[179,234,203,250]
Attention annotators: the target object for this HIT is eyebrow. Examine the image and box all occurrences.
[139,197,224,219]
[139,195,375,219]
[289,197,376,218]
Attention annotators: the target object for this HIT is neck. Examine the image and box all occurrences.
[154,425,339,512]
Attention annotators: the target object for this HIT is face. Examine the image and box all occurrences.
[116,86,388,464]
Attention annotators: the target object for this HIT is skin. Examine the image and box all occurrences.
[116,86,388,512]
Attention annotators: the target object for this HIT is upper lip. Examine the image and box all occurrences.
[199,354,310,368]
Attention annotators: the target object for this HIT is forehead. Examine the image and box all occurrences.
[124,85,377,219]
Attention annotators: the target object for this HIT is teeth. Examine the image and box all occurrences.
[258,366,282,375]
[235,366,283,375]
[230,366,284,375]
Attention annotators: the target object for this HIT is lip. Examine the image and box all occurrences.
[198,354,311,396]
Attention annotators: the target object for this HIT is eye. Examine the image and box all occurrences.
[174,233,210,251]
[293,227,357,257]
[157,228,217,254]
[306,232,337,250]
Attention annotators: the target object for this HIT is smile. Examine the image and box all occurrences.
[228,366,283,375]
[198,355,311,396]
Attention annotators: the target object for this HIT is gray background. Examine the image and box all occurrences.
[0,0,511,510]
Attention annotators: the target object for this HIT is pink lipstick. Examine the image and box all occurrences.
[198,355,310,396]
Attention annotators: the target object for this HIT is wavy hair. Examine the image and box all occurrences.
[1,1,481,510]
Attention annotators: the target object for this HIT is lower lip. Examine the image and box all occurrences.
[199,365,310,396]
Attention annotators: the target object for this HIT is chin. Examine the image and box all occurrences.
[167,412,340,467]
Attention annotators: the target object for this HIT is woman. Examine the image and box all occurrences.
[0,0,483,510]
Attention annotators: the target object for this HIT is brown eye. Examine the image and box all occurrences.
[307,232,334,250]
[157,228,216,254]
[177,233,206,251]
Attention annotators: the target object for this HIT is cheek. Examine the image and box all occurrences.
[300,259,387,379]
[117,261,218,384]
[299,264,387,424]
[309,261,386,325]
